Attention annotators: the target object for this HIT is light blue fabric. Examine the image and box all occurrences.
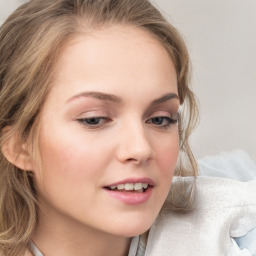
[198,149,256,256]
[198,149,256,182]
[235,228,256,256]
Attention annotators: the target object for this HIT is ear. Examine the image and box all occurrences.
[1,127,34,171]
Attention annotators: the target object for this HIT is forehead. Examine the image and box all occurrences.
[49,24,177,101]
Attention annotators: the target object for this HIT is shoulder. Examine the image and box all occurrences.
[194,176,256,208]
[172,176,256,213]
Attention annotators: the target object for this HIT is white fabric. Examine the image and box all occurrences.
[199,149,256,254]
[144,176,256,256]
[29,241,44,256]
[128,236,140,256]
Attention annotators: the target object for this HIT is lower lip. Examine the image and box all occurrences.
[103,187,153,205]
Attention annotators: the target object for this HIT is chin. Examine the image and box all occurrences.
[108,213,156,238]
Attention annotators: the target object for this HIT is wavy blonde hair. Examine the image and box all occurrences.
[0,0,198,255]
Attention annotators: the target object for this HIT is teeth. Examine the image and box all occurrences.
[142,183,148,189]
[125,183,133,190]
[117,184,124,189]
[109,183,149,191]
[134,183,142,190]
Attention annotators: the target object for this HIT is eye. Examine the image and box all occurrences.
[146,114,179,129]
[151,117,167,125]
[82,117,102,125]
[77,117,110,128]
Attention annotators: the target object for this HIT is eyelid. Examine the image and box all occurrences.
[149,110,177,118]
[77,116,111,129]
[76,109,110,118]
[145,110,180,128]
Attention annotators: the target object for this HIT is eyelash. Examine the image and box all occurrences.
[146,115,179,129]
[77,113,179,130]
[77,117,110,128]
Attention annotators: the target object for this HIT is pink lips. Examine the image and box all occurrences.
[103,177,155,205]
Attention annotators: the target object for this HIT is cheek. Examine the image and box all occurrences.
[155,133,179,179]
[34,132,106,208]
[35,126,112,187]
[38,142,92,182]
[151,132,179,213]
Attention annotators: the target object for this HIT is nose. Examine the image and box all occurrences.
[115,121,153,165]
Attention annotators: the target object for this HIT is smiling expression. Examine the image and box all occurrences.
[33,25,180,238]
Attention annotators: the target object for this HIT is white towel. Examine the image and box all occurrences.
[144,176,256,256]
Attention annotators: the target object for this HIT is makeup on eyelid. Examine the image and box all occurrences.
[66,97,179,120]
[75,114,179,133]
[74,108,179,122]
[32,25,180,245]
[73,104,179,127]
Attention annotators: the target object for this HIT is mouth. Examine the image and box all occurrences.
[103,178,154,205]
[104,182,151,193]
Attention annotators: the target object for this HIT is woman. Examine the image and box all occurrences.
[0,0,197,255]
[0,1,255,256]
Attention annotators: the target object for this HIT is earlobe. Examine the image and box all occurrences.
[1,127,34,171]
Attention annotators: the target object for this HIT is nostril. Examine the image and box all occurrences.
[127,158,138,162]
[125,156,151,165]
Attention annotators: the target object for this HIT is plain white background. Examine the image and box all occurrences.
[1,0,255,160]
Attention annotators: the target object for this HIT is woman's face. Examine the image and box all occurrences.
[33,25,180,237]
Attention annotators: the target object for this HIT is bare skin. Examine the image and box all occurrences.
[24,25,179,256]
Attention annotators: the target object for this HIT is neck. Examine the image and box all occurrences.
[31,206,132,256]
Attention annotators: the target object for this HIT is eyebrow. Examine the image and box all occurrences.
[66,91,179,105]
[151,93,179,105]
[67,91,122,104]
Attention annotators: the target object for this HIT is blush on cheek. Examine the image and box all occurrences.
[159,146,179,178]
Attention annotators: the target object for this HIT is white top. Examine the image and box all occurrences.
[143,176,256,256]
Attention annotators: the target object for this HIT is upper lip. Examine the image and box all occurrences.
[104,177,155,187]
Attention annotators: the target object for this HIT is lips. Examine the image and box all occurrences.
[104,177,154,191]
[103,177,155,205]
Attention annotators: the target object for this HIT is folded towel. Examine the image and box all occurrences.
[145,176,256,256]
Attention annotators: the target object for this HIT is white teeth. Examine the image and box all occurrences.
[124,183,133,190]
[109,183,149,191]
[142,183,148,189]
[134,183,142,190]
[117,184,124,189]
